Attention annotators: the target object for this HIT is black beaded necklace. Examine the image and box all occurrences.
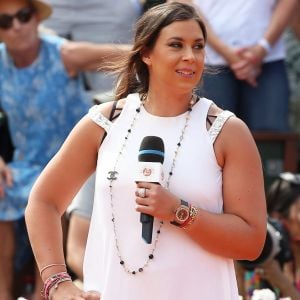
[107,93,198,275]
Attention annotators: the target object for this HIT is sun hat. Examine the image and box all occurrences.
[0,0,52,21]
[27,0,52,21]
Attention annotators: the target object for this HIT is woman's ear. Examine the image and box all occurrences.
[141,48,152,66]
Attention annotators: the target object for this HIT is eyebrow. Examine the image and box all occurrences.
[167,37,205,42]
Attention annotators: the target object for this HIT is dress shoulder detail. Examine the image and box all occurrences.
[88,105,112,133]
[208,110,234,144]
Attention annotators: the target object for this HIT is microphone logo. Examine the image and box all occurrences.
[143,168,152,177]
[136,162,163,182]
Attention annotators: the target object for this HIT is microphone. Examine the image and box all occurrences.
[136,136,165,244]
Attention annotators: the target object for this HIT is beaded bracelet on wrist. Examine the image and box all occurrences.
[41,271,72,300]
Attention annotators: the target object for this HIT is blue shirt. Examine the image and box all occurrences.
[0,34,89,220]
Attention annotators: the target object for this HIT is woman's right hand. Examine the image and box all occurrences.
[49,281,101,299]
[0,156,13,198]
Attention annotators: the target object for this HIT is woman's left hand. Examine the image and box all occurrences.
[135,182,179,221]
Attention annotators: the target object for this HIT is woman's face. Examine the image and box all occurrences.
[142,19,205,93]
[286,197,300,241]
[0,0,39,52]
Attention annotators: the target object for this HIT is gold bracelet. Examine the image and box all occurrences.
[182,205,199,229]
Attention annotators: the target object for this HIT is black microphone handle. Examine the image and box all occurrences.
[140,213,153,244]
[140,212,153,223]
[139,182,159,244]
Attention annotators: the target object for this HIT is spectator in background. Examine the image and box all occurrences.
[236,172,300,300]
[265,173,300,296]
[43,0,142,100]
[0,0,129,299]
[169,0,298,132]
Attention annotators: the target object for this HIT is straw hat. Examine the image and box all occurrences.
[0,0,52,21]
[31,0,52,21]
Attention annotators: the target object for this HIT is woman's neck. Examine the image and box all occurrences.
[144,88,194,117]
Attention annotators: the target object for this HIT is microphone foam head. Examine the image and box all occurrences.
[138,136,165,163]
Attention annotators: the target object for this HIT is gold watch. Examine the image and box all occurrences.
[170,199,190,227]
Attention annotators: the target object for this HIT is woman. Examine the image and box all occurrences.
[25,3,266,299]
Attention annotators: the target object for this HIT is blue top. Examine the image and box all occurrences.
[0,34,89,220]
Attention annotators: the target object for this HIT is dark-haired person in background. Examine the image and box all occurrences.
[0,0,129,299]
[25,3,266,299]
[236,173,300,299]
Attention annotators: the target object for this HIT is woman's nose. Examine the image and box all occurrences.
[182,47,196,61]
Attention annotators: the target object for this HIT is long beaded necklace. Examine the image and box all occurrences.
[107,93,198,275]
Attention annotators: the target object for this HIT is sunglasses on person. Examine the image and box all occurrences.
[0,7,36,30]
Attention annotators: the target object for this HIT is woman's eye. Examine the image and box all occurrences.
[194,43,204,49]
[169,43,182,48]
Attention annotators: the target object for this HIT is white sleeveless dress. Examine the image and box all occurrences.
[84,93,239,299]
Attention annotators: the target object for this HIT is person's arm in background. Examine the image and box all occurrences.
[61,42,131,77]
[262,0,298,46]
[258,260,300,299]
[232,0,298,82]
[167,0,259,86]
[234,261,247,299]
[66,213,90,281]
[290,0,300,39]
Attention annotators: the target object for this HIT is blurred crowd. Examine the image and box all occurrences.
[0,0,300,299]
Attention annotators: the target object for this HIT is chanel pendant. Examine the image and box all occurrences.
[107,171,118,181]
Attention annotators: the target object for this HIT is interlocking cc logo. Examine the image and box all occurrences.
[107,171,118,181]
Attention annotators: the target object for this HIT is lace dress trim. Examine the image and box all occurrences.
[88,105,112,133]
[208,110,234,144]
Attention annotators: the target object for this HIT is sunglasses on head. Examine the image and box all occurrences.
[0,7,36,30]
